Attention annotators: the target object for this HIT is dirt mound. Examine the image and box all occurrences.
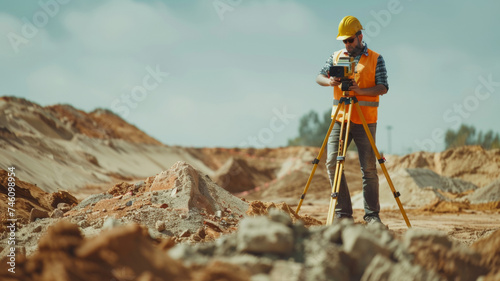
[436,146,500,186]
[388,150,436,170]
[352,168,478,209]
[418,200,471,213]
[0,169,77,232]
[389,146,500,188]
[405,168,477,193]
[0,97,161,145]
[0,161,250,257]
[419,199,500,214]
[64,161,248,241]
[234,150,364,202]
[466,179,500,204]
[246,169,331,201]
[185,146,318,171]
[213,157,274,193]
[0,97,213,193]
[0,220,194,281]
[414,176,500,213]
[1,161,326,259]
[246,200,322,226]
[148,161,249,215]
[45,104,162,145]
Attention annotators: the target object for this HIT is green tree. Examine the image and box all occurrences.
[288,109,357,151]
[444,124,500,150]
[288,110,330,146]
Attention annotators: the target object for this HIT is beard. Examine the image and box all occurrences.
[347,43,364,57]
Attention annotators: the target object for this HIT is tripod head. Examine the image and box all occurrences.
[329,57,356,92]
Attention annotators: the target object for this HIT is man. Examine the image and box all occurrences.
[316,16,389,224]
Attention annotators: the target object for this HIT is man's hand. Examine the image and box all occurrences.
[329,77,341,87]
[348,80,363,95]
[349,81,388,97]
[316,74,342,87]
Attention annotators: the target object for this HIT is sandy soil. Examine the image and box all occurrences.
[2,97,500,280]
[296,201,500,246]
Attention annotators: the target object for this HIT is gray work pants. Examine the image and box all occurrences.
[326,121,380,218]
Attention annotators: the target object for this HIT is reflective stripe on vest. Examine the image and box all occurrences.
[333,99,379,107]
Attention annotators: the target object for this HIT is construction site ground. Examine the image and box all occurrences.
[1,97,499,280]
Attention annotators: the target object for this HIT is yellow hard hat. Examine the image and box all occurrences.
[337,16,363,40]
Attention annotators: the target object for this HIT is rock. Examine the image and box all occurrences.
[217,254,273,276]
[341,224,392,280]
[29,208,49,222]
[180,230,191,238]
[204,219,223,232]
[150,170,180,191]
[77,219,89,228]
[361,254,442,281]
[155,221,166,232]
[36,221,191,280]
[33,225,43,233]
[191,228,206,242]
[323,224,342,244]
[205,227,222,240]
[252,274,271,281]
[50,209,64,218]
[305,245,350,281]
[158,237,176,251]
[269,209,292,227]
[102,217,121,230]
[57,203,72,212]
[269,260,304,281]
[404,228,452,250]
[126,200,133,207]
[237,216,294,256]
[49,190,78,208]
[134,180,145,189]
[405,229,489,281]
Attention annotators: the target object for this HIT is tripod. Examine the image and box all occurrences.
[295,92,411,228]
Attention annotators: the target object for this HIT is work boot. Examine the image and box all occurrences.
[364,214,382,225]
[334,213,354,223]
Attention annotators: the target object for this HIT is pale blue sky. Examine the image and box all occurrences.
[1,0,499,154]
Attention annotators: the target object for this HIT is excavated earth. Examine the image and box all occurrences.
[1,97,500,280]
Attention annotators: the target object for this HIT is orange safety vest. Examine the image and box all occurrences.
[331,48,380,124]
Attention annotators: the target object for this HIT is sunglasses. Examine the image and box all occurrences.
[343,37,356,44]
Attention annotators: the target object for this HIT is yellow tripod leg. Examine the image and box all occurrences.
[352,101,412,228]
[326,100,353,225]
[295,102,343,214]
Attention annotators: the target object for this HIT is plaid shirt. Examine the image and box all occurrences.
[319,44,389,90]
